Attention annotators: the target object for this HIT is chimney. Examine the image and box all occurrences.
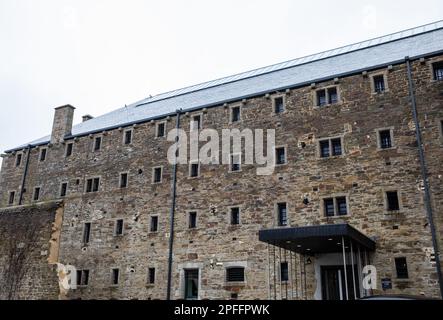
[51,105,75,144]
[82,114,94,122]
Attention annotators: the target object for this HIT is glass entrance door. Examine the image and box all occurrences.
[184,269,199,300]
[321,266,360,300]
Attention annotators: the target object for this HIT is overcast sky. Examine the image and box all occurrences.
[1,0,442,155]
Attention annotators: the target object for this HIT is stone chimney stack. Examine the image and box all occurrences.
[82,114,94,122]
[51,105,75,144]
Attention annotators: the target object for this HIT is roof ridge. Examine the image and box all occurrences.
[134,20,443,108]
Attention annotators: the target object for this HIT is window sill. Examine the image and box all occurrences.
[313,102,342,109]
[377,147,397,152]
[225,282,246,287]
[145,284,155,288]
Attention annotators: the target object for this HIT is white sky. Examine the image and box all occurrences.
[0,0,442,154]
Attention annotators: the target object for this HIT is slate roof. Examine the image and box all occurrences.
[7,20,443,152]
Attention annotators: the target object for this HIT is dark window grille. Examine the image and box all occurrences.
[189,212,197,229]
[33,187,40,201]
[60,183,68,197]
[148,268,156,284]
[83,223,91,244]
[317,90,327,106]
[277,203,288,226]
[231,207,240,225]
[66,143,73,157]
[331,138,342,156]
[324,198,335,217]
[320,140,330,158]
[190,163,199,177]
[433,62,443,81]
[274,97,284,113]
[115,219,124,236]
[150,216,158,232]
[8,192,15,205]
[328,87,338,104]
[231,107,241,122]
[153,168,162,183]
[77,270,89,286]
[276,147,286,165]
[280,262,289,282]
[94,137,102,151]
[395,257,409,279]
[111,269,120,285]
[157,123,165,137]
[336,197,348,216]
[379,130,392,149]
[124,130,132,145]
[39,149,47,162]
[373,75,386,93]
[16,154,22,167]
[226,267,245,282]
[120,173,128,188]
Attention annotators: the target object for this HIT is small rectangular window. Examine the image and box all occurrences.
[275,147,286,165]
[156,122,166,138]
[153,167,162,183]
[33,187,41,201]
[379,130,392,149]
[60,183,68,197]
[76,270,90,286]
[8,191,15,205]
[395,257,409,279]
[230,154,241,172]
[190,163,200,178]
[280,262,289,282]
[277,203,288,226]
[191,115,202,130]
[88,178,100,192]
[150,216,158,232]
[387,191,400,211]
[336,197,348,216]
[373,75,386,93]
[320,140,330,158]
[331,138,342,156]
[189,212,197,229]
[94,137,102,151]
[231,207,240,225]
[124,130,132,145]
[148,268,156,284]
[115,219,124,236]
[433,62,443,81]
[66,143,73,157]
[39,148,47,162]
[317,90,327,107]
[226,267,245,282]
[231,106,241,122]
[320,138,342,158]
[328,87,338,104]
[120,173,128,188]
[15,154,22,167]
[83,223,91,244]
[111,268,120,285]
[324,198,335,217]
[274,97,285,113]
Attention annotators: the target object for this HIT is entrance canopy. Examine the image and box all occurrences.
[259,224,375,254]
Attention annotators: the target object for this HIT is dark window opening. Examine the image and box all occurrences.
[153,167,162,183]
[387,191,400,211]
[230,155,241,172]
[66,143,73,157]
[320,140,330,158]
[184,269,199,300]
[190,163,199,177]
[16,154,22,167]
[373,75,386,93]
[39,148,47,162]
[395,257,409,279]
[231,106,241,122]
[120,173,128,188]
[83,223,91,244]
[157,123,165,137]
[8,191,15,205]
[94,137,102,151]
[115,219,124,236]
[189,212,197,229]
[280,262,289,282]
[124,130,132,145]
[433,62,443,81]
[111,268,120,285]
[226,267,245,282]
[328,87,338,104]
[331,138,342,156]
[60,183,68,197]
[379,130,392,149]
[148,268,156,284]
[86,178,100,193]
[317,90,327,106]
[150,216,158,232]
[33,187,41,201]
[324,198,335,217]
[336,197,348,216]
[276,147,286,165]
[76,270,89,286]
[277,203,288,226]
[231,207,240,225]
[274,97,284,113]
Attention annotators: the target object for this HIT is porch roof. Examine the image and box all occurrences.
[258,224,376,254]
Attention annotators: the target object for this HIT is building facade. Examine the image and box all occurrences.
[0,21,443,300]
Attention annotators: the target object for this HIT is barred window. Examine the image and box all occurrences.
[226,267,245,282]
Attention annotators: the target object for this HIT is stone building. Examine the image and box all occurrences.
[0,21,443,300]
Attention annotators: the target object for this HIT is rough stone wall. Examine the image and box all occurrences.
[0,201,62,300]
[0,57,442,300]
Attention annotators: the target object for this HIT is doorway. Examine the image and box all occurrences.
[184,269,199,300]
[321,265,360,300]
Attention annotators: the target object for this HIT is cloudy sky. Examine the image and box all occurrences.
[0,0,442,155]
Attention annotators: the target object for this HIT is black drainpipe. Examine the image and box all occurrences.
[18,144,32,205]
[166,109,182,300]
[406,56,443,298]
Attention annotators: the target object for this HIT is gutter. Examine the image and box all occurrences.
[405,56,443,298]
[18,144,32,205]
[166,109,182,300]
